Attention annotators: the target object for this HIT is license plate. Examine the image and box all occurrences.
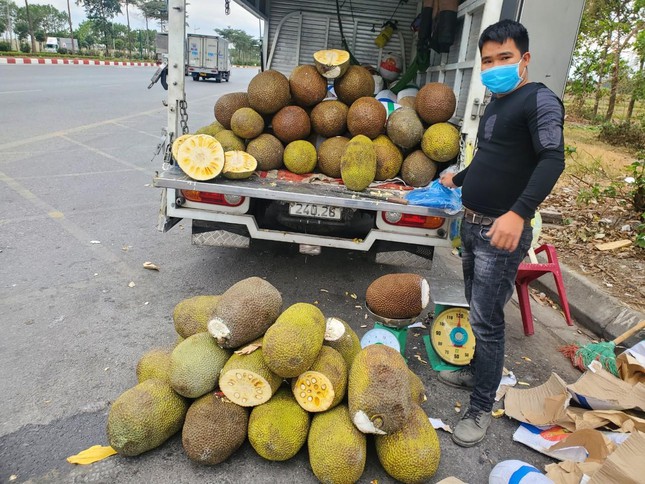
[289,203,342,220]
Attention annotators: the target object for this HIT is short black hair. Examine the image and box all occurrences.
[478,19,529,55]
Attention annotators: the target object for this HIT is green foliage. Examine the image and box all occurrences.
[599,122,645,150]
[0,41,11,52]
[20,43,31,53]
[215,27,260,66]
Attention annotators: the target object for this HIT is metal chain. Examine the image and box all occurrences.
[225,0,230,15]
[457,133,466,168]
[179,99,189,135]
[161,129,173,171]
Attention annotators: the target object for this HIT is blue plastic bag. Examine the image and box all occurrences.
[405,179,463,215]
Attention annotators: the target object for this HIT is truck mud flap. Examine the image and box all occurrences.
[373,241,434,269]
[192,221,250,248]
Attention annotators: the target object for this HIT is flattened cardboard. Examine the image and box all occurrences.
[548,429,613,463]
[567,360,645,412]
[566,407,645,433]
[617,341,645,385]
[588,431,645,484]
[504,373,572,426]
[545,461,603,484]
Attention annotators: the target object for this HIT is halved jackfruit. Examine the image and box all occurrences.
[292,346,347,412]
[171,134,193,162]
[313,49,350,79]
[223,151,258,179]
[176,134,225,181]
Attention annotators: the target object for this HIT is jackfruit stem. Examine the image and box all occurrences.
[207,318,231,344]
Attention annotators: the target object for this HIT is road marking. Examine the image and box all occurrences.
[0,89,43,95]
[110,121,162,139]
[60,136,150,173]
[11,168,138,180]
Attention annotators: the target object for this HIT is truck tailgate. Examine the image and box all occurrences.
[153,169,458,218]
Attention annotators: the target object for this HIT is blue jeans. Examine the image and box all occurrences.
[460,220,533,412]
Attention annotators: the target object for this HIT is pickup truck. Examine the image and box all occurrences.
[153,0,585,267]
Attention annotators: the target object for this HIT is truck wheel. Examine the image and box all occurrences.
[192,74,199,81]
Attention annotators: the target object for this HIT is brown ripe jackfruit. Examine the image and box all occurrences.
[289,64,328,107]
[182,392,248,465]
[246,134,284,171]
[208,277,282,349]
[401,150,438,187]
[415,82,456,125]
[214,92,250,129]
[334,65,375,105]
[272,106,311,143]
[347,97,387,139]
[366,273,430,319]
[348,344,413,435]
[230,107,264,140]
[248,70,291,115]
[386,107,424,149]
[317,136,349,178]
[310,100,348,137]
[372,135,403,181]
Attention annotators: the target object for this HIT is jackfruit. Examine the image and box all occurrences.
[169,332,232,398]
[230,107,265,140]
[313,49,350,79]
[317,136,349,178]
[173,295,221,339]
[421,122,460,162]
[334,65,375,105]
[375,404,441,483]
[415,82,456,125]
[340,135,376,191]
[107,379,189,456]
[246,133,284,171]
[248,386,310,461]
[223,151,257,179]
[214,130,246,152]
[262,303,326,378]
[292,346,347,412]
[366,273,430,319]
[408,370,427,404]
[308,404,367,484]
[401,150,438,187]
[283,140,317,175]
[386,107,424,149]
[347,97,386,139]
[214,92,250,129]
[248,70,291,115]
[272,106,311,143]
[372,135,403,181]
[290,64,328,107]
[195,121,226,137]
[348,344,413,434]
[182,392,248,465]
[324,317,361,370]
[136,347,172,384]
[171,134,193,162]
[310,100,348,138]
[219,341,282,406]
[176,134,225,181]
[208,277,282,349]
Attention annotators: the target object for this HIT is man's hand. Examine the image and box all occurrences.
[486,211,526,251]
[440,172,457,188]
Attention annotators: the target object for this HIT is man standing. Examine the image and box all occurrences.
[438,19,565,447]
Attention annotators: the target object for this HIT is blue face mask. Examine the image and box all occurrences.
[480,60,525,95]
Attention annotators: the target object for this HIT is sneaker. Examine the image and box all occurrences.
[437,366,475,390]
[452,407,492,447]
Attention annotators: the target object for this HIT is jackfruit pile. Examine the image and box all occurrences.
[108,276,441,483]
[174,50,460,190]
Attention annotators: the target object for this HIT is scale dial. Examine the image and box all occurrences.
[430,308,475,366]
[360,328,401,352]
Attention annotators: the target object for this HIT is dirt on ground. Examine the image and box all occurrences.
[537,121,645,312]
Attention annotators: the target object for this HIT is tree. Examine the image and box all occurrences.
[24,0,36,53]
[66,0,75,53]
[139,0,166,32]
[215,27,260,66]
[78,0,121,55]
[626,30,645,122]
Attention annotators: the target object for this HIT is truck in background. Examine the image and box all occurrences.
[153,0,585,267]
[43,37,79,53]
[186,34,231,82]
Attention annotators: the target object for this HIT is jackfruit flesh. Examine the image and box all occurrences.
[324,317,362,370]
[292,346,347,412]
[176,134,225,181]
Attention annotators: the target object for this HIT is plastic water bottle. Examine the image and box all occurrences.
[489,460,554,484]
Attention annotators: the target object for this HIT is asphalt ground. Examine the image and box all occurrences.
[0,64,607,483]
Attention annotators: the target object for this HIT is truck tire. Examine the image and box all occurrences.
[192,74,199,81]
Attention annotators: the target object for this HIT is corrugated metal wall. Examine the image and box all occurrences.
[266,0,420,76]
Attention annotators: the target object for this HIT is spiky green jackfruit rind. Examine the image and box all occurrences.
[292,346,347,412]
[208,277,282,349]
[107,379,189,456]
[324,317,362,371]
[348,344,413,435]
[248,387,310,461]
[182,392,249,465]
[375,404,441,484]
[219,343,283,407]
[308,404,367,484]
[421,122,460,163]
[262,303,326,378]
[169,332,232,399]
[136,347,173,384]
[340,135,376,191]
[195,121,226,137]
[408,370,427,405]
[173,295,221,339]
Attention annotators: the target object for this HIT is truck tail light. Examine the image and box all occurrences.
[181,190,245,207]
[382,212,445,229]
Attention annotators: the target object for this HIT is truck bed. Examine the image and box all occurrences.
[153,169,460,218]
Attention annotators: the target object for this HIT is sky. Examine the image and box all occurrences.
[40,0,263,37]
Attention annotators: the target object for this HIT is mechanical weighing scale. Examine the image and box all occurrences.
[360,248,475,369]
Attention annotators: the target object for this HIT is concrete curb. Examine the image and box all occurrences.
[533,262,645,348]
[0,57,156,67]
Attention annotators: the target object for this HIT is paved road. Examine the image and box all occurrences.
[0,65,589,483]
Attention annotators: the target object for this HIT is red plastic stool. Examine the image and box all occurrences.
[515,244,573,336]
